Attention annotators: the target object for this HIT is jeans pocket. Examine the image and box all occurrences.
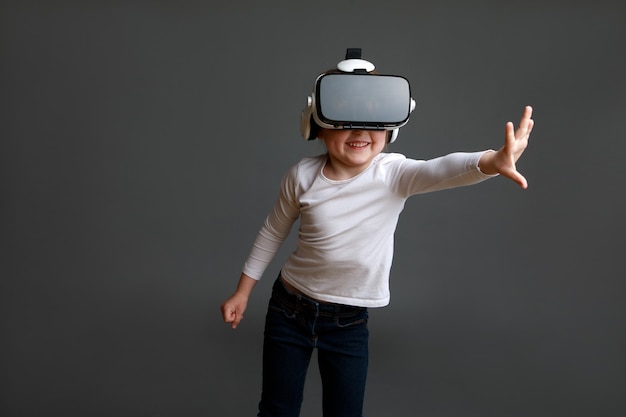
[268,296,297,319]
[336,309,368,328]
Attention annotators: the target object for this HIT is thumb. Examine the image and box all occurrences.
[503,166,528,189]
[222,304,244,329]
[230,307,243,329]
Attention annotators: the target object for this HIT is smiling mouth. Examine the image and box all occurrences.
[347,142,370,148]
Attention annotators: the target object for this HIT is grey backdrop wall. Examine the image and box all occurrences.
[1,1,625,416]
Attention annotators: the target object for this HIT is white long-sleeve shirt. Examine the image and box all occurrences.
[243,151,495,307]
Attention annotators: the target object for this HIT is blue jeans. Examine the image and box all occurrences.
[257,276,369,417]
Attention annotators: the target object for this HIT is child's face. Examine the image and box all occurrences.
[318,128,387,178]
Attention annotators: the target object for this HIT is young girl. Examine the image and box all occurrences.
[221,49,534,417]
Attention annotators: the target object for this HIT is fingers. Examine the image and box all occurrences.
[502,117,529,189]
[519,105,532,125]
[506,121,515,141]
[497,106,533,189]
[505,106,533,155]
[504,121,518,151]
[221,303,243,329]
[516,106,534,138]
[230,309,243,329]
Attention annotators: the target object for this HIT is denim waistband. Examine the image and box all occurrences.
[273,275,367,319]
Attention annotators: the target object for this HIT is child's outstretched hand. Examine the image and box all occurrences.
[479,106,534,188]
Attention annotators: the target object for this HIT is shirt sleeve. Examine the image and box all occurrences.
[389,151,497,198]
[242,165,301,280]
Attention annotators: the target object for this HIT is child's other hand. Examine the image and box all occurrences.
[221,293,248,329]
[221,273,257,329]
[479,106,534,188]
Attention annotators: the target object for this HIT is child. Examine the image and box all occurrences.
[221,48,534,417]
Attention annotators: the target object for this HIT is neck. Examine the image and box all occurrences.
[322,155,371,180]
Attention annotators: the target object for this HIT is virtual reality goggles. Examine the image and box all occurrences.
[301,48,416,143]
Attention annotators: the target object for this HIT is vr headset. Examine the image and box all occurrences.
[301,48,416,143]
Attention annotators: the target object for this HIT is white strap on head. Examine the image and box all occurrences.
[336,48,375,73]
[336,58,375,73]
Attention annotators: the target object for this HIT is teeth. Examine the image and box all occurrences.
[348,142,369,148]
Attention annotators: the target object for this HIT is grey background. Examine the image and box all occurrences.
[1,1,625,416]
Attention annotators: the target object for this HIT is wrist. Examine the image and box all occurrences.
[478,149,498,175]
[235,273,257,298]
